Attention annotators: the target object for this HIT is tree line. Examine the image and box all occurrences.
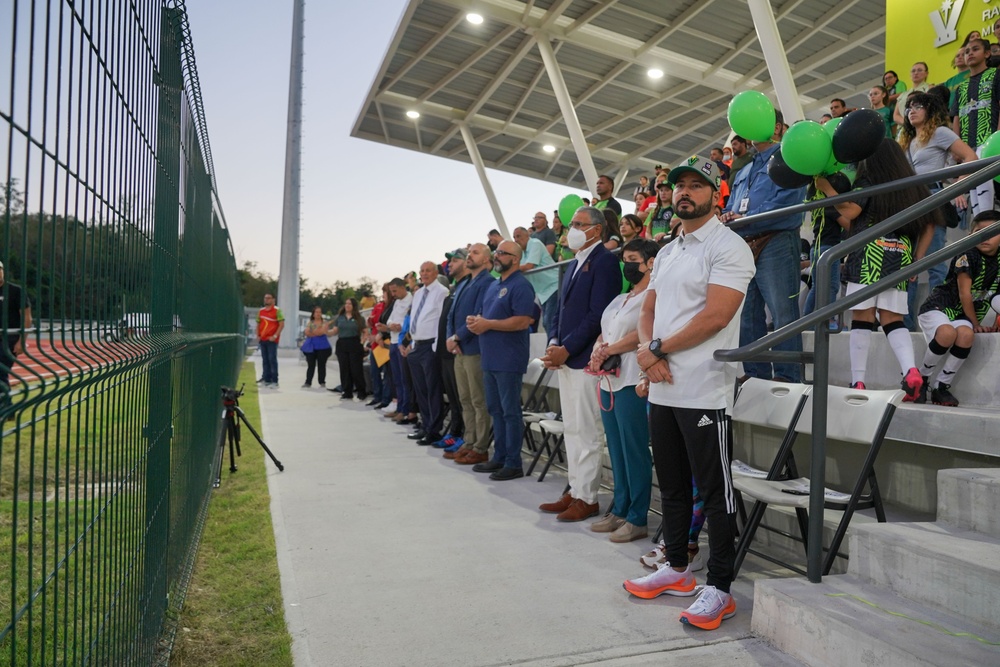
[237,261,377,315]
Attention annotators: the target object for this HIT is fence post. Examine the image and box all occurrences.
[143,7,182,656]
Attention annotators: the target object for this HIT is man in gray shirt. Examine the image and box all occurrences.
[531,212,557,256]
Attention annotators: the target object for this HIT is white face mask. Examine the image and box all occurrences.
[567,226,588,250]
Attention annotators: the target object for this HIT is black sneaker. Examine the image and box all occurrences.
[256,377,266,384]
[914,376,929,404]
[931,383,959,407]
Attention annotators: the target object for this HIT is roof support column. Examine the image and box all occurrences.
[535,35,600,196]
[747,0,804,122]
[613,166,629,198]
[458,122,510,239]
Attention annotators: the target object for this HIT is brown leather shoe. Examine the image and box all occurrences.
[539,493,573,514]
[557,498,600,522]
[457,450,488,465]
[443,447,469,460]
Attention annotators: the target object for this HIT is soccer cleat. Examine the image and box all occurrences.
[679,585,736,630]
[622,563,697,599]
[914,376,929,404]
[849,381,866,390]
[639,541,704,572]
[901,367,922,402]
[931,383,959,407]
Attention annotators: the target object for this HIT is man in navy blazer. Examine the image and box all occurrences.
[540,206,623,522]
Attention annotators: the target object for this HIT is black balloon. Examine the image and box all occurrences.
[831,109,885,163]
[767,151,812,189]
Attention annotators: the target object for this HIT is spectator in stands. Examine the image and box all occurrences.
[633,175,652,198]
[405,261,449,445]
[531,212,557,256]
[359,292,376,311]
[722,110,807,383]
[447,243,495,464]
[540,206,622,522]
[587,238,657,543]
[593,174,622,217]
[727,136,754,190]
[552,212,574,261]
[368,284,395,408]
[384,278,413,420]
[900,90,978,324]
[626,157,754,631]
[633,191,648,216]
[513,226,559,334]
[301,306,333,388]
[602,208,623,251]
[915,211,1000,407]
[619,214,643,244]
[819,113,833,124]
[868,85,894,138]
[487,229,503,251]
[830,98,853,118]
[944,47,970,95]
[893,62,930,126]
[803,173,856,316]
[883,70,906,107]
[644,180,675,242]
[256,293,284,388]
[0,260,31,414]
[951,39,999,153]
[435,251,468,448]
[722,146,733,165]
[466,240,536,480]
[844,139,940,398]
[330,298,368,401]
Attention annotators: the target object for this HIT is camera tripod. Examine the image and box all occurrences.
[214,384,284,488]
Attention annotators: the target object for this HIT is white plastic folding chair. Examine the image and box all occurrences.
[733,385,905,576]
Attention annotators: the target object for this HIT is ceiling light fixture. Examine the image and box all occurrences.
[406,110,420,119]
[647,68,664,79]
[542,144,556,153]
[466,13,484,25]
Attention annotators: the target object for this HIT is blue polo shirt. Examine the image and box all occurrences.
[446,270,495,356]
[480,271,536,373]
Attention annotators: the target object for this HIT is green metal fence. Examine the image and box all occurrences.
[1,1,243,664]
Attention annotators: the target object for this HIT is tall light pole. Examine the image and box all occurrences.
[277,0,304,348]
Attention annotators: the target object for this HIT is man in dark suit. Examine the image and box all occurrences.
[540,206,623,522]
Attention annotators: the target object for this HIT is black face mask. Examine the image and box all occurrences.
[623,261,645,285]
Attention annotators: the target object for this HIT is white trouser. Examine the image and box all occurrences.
[971,145,995,216]
[557,366,605,504]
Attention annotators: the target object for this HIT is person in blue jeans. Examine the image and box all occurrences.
[466,240,536,481]
[722,110,807,382]
[587,238,657,543]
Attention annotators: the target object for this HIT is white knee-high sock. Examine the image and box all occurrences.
[849,326,871,385]
[939,345,972,385]
[885,324,915,373]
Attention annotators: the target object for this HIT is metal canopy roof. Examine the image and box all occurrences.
[351,0,886,189]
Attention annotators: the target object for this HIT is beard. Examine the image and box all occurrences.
[673,198,714,220]
[494,259,512,273]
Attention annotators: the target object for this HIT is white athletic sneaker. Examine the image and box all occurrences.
[679,585,736,630]
[622,563,697,599]
[381,401,397,414]
[640,541,704,572]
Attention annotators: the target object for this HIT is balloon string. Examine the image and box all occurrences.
[824,593,1000,646]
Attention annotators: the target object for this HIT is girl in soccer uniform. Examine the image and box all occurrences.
[915,212,1000,406]
[843,139,941,399]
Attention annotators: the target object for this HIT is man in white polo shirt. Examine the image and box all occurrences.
[623,156,755,631]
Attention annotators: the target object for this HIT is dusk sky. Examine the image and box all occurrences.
[186,0,587,291]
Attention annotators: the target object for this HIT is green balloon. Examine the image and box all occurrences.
[781,121,833,176]
[982,131,1000,183]
[728,91,776,142]
[558,194,585,225]
[820,118,844,175]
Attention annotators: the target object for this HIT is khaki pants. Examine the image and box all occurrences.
[453,354,489,453]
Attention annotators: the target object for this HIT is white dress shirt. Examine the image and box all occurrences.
[409,280,448,347]
[387,292,412,345]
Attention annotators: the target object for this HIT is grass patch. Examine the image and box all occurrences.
[168,362,292,667]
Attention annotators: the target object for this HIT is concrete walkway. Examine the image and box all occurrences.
[257,354,803,667]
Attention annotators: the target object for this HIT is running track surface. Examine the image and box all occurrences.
[9,339,143,386]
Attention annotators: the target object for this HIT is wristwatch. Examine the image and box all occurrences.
[649,338,669,359]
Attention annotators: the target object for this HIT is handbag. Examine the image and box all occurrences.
[941,201,962,229]
[300,336,315,354]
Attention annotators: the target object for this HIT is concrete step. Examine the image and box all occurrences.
[848,521,1000,631]
[937,468,1000,538]
[752,575,1000,667]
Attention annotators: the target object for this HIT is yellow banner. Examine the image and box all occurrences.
[886,0,1000,88]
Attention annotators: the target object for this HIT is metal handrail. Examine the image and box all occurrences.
[715,155,1000,583]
